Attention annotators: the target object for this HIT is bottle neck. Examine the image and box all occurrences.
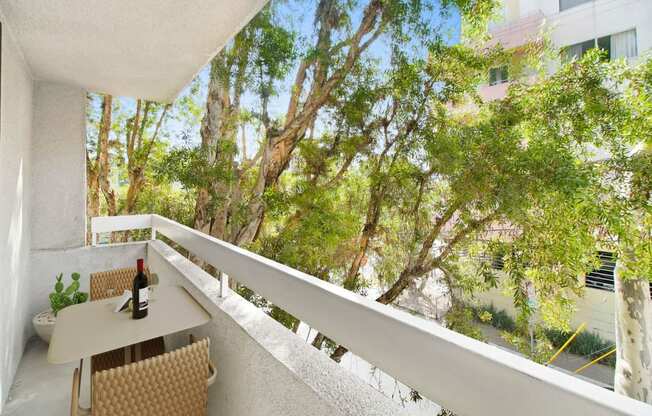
[137,258,144,273]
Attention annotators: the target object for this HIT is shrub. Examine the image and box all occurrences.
[472,303,516,332]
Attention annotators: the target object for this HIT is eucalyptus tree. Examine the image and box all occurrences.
[597,59,652,403]
[86,80,202,243]
[185,0,498,246]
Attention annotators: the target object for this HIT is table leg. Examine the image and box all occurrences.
[135,342,142,362]
[124,345,132,364]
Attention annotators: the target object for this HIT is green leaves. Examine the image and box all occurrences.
[49,272,88,316]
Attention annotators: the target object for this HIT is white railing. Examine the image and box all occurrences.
[91,214,651,416]
[91,214,155,246]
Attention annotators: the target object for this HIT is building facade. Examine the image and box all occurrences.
[480,0,652,102]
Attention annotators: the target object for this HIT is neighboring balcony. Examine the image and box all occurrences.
[487,11,546,50]
[478,79,512,102]
[4,214,652,416]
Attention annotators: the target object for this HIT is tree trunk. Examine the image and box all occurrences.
[193,54,239,242]
[231,0,385,247]
[614,260,652,404]
[328,207,489,362]
[98,95,117,217]
[86,153,100,245]
[124,102,169,216]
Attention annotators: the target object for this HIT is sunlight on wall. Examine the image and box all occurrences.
[1,159,29,411]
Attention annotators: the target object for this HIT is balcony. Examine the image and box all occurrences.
[487,11,546,50]
[3,214,650,416]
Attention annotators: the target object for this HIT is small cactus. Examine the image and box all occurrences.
[49,272,88,316]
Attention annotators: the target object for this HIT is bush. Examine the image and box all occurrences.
[472,303,516,332]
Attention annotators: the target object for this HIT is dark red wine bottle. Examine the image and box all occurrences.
[132,258,148,319]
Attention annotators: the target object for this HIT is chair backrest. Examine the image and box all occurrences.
[90,267,152,300]
[92,338,209,416]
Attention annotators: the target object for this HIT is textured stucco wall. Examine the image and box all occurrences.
[0,0,268,102]
[148,240,409,416]
[549,0,652,57]
[0,16,34,411]
[30,81,86,250]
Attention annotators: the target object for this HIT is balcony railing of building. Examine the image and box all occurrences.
[91,214,651,416]
[487,11,546,50]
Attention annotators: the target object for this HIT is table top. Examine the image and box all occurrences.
[48,285,210,364]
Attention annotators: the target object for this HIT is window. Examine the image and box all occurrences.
[563,29,637,62]
[585,251,652,299]
[585,251,615,292]
[559,0,592,12]
[489,66,509,86]
[610,29,638,60]
[563,39,595,62]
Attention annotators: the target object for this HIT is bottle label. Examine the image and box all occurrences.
[139,287,149,310]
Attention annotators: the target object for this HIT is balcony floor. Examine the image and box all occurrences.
[2,337,90,416]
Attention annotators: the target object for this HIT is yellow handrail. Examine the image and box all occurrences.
[574,348,616,374]
[546,322,586,366]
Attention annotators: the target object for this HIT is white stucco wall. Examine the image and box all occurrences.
[147,240,409,416]
[0,16,34,411]
[548,0,652,58]
[498,0,652,55]
[30,82,86,250]
[1,17,99,413]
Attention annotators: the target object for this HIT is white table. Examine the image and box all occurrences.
[48,285,211,364]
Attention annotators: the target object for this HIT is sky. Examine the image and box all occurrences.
[98,0,462,153]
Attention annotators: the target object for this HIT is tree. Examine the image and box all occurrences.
[600,60,652,402]
[98,94,117,217]
[191,2,296,243]
[86,80,200,241]
[439,54,652,402]
[186,0,494,248]
[320,50,652,376]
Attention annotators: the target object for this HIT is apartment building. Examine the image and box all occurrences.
[480,0,652,102]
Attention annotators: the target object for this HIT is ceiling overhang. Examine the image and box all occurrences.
[0,0,268,102]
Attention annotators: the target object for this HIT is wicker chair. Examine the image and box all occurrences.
[71,337,216,416]
[90,266,155,301]
[89,267,165,373]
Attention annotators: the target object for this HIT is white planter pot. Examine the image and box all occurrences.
[33,310,56,343]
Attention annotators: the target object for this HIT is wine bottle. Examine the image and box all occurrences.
[132,258,148,319]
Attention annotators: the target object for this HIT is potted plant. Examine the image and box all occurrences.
[32,272,88,343]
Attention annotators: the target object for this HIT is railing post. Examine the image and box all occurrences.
[220,272,229,298]
[151,227,157,241]
[92,232,97,246]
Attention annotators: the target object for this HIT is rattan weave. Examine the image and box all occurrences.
[89,266,164,374]
[90,266,152,301]
[91,338,210,416]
